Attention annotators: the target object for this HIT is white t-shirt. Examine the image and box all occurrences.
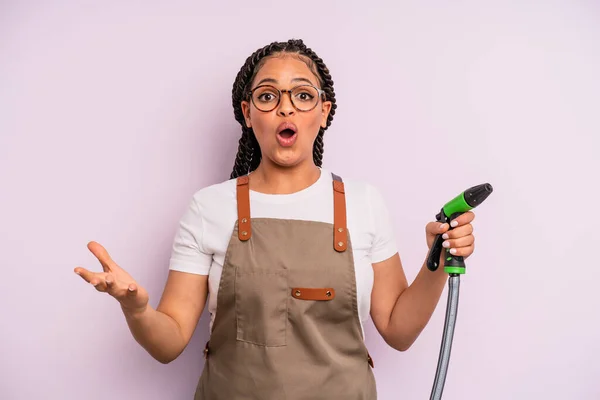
[169,168,398,336]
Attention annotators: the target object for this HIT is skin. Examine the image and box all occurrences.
[74,54,476,363]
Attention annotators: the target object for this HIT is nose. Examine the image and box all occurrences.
[277,92,296,117]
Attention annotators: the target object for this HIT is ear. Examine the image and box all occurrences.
[320,101,332,129]
[241,100,252,128]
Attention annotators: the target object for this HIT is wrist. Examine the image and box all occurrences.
[121,303,149,320]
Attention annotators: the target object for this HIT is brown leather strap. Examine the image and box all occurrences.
[236,176,251,241]
[332,173,347,252]
[291,288,336,301]
[367,352,374,368]
[204,341,210,359]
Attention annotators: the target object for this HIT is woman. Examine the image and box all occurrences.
[75,39,476,399]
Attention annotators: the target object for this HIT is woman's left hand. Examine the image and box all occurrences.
[426,211,476,259]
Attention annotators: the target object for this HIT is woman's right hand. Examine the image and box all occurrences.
[75,241,149,315]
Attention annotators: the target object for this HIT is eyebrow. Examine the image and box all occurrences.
[254,77,316,87]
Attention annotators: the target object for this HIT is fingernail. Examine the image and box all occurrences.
[450,248,457,255]
[442,233,449,240]
[105,278,112,285]
[440,223,447,230]
[442,241,450,248]
[91,281,98,286]
[451,220,458,228]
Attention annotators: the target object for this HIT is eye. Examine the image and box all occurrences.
[257,92,278,102]
[295,91,315,102]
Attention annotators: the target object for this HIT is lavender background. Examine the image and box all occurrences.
[1,1,599,399]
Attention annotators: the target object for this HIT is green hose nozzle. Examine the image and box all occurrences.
[426,183,493,275]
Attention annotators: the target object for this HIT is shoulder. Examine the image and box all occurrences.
[189,177,237,215]
[325,170,391,229]
[329,171,384,206]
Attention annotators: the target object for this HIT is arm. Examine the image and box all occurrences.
[370,212,475,351]
[123,270,208,364]
[370,252,448,351]
[76,198,211,363]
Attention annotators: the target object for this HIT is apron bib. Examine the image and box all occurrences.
[195,173,376,399]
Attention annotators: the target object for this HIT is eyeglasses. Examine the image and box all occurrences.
[247,84,325,112]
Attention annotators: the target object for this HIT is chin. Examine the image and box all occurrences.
[268,150,308,168]
[272,157,302,168]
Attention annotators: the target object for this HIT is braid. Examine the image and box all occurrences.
[229,39,337,178]
[313,130,325,167]
[230,127,255,179]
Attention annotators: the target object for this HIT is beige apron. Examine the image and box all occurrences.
[195,173,376,399]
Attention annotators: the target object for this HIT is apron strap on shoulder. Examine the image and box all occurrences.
[236,175,251,241]
[332,173,347,252]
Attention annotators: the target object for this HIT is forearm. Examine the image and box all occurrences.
[122,305,187,364]
[385,256,448,351]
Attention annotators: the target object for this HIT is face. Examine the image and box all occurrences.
[241,55,332,169]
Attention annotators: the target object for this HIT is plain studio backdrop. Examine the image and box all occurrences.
[1,1,598,399]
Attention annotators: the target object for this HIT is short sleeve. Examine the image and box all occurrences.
[169,198,213,275]
[368,184,398,263]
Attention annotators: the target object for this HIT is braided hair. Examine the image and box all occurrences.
[229,39,337,179]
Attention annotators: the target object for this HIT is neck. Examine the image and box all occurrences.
[249,160,321,195]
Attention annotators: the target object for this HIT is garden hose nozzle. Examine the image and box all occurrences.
[427,183,493,400]
[426,183,493,275]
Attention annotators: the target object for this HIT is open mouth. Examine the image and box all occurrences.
[278,128,296,139]
[276,122,298,147]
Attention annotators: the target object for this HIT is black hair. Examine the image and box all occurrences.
[229,39,337,179]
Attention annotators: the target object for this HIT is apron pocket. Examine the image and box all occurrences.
[234,268,288,347]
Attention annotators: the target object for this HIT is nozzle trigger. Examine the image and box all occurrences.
[427,208,448,271]
[427,234,444,271]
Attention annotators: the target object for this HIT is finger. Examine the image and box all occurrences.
[126,283,139,296]
[74,267,94,283]
[449,211,475,228]
[122,283,141,303]
[118,283,145,312]
[91,273,109,292]
[104,274,131,299]
[447,243,474,257]
[75,267,105,286]
[122,284,149,314]
[428,221,449,235]
[87,241,118,273]
[442,234,475,250]
[442,223,474,240]
[104,273,118,296]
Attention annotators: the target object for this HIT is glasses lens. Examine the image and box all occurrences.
[252,85,280,111]
[291,85,320,111]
